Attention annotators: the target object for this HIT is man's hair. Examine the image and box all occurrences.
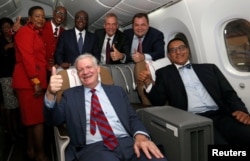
[132,13,149,24]
[75,10,89,29]
[105,13,118,21]
[167,37,189,53]
[74,54,98,68]
[54,6,67,15]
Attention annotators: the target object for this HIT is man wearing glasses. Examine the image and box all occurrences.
[54,10,96,69]
[138,37,250,145]
[43,6,67,76]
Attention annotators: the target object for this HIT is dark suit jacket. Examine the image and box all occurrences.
[93,29,131,64]
[54,28,95,65]
[147,63,248,114]
[45,84,148,159]
[123,27,165,61]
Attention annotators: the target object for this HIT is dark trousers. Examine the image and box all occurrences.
[199,110,250,145]
[67,137,168,161]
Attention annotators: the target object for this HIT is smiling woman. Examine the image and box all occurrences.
[12,6,49,161]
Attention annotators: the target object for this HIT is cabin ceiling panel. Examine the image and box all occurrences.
[0,0,10,6]
[98,0,121,7]
[87,0,180,31]
[1,0,181,31]
[0,0,21,18]
[32,0,55,7]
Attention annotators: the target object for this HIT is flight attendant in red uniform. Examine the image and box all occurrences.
[12,6,49,161]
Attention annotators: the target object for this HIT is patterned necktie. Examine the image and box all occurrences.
[90,89,118,150]
[137,37,143,53]
[78,33,83,54]
[179,63,192,69]
[54,27,58,38]
[106,38,111,64]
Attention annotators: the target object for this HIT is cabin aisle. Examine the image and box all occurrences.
[0,125,56,161]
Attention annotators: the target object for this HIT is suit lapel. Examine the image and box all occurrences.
[74,86,87,134]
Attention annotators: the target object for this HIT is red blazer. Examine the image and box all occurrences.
[12,23,47,89]
[42,21,64,69]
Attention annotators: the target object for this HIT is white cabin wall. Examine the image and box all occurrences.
[147,0,250,110]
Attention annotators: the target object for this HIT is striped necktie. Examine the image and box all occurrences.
[90,89,118,150]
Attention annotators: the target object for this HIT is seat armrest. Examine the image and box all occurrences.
[137,106,213,161]
[54,125,70,161]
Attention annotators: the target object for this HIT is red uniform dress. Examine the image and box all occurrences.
[12,23,47,126]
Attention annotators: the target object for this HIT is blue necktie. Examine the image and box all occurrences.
[179,63,192,69]
[78,33,83,54]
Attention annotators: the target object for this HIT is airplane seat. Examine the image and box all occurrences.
[133,61,152,107]
[102,63,150,110]
[54,66,114,161]
[53,64,213,161]
[137,106,214,161]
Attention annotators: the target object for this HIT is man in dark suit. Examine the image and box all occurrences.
[54,10,95,69]
[139,38,250,145]
[44,54,167,161]
[93,13,131,64]
[123,13,165,63]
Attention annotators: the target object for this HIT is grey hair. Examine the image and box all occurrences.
[74,54,98,68]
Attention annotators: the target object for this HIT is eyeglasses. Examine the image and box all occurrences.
[76,16,87,21]
[169,45,186,54]
[55,11,66,17]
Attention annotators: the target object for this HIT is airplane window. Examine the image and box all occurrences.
[224,19,250,72]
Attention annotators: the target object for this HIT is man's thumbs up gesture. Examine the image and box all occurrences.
[46,66,63,100]
[111,44,125,61]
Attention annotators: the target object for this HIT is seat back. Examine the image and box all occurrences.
[56,66,114,102]
[103,63,140,104]
[134,61,151,105]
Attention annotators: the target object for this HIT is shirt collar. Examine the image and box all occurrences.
[174,60,191,69]
[50,20,59,29]
[75,28,86,35]
[85,82,102,94]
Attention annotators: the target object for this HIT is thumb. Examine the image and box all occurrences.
[133,48,137,54]
[112,44,117,51]
[51,66,57,75]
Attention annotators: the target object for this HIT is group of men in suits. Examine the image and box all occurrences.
[53,11,165,68]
